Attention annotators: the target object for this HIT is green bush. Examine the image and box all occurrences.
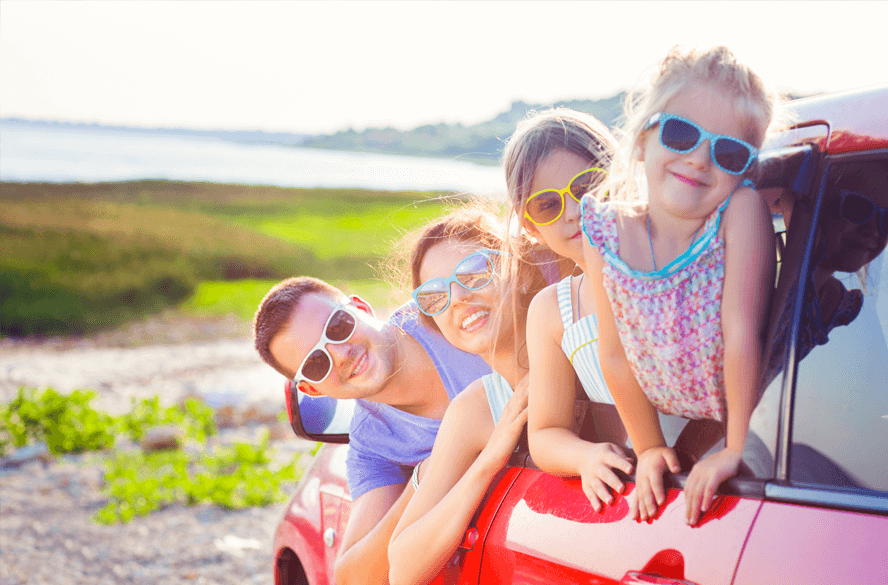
[0,387,116,456]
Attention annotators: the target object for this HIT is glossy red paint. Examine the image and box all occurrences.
[274,443,350,585]
[733,501,888,585]
[478,469,762,585]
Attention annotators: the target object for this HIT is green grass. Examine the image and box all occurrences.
[1,181,463,335]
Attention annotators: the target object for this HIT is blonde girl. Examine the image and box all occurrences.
[531,46,779,526]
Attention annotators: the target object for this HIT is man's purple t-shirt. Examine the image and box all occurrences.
[345,301,491,500]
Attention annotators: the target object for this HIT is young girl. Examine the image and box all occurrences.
[530,46,778,526]
[387,206,551,585]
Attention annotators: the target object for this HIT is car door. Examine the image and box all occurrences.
[734,151,888,584]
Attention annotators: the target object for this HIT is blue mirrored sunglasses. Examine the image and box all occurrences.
[412,249,501,316]
[645,113,759,175]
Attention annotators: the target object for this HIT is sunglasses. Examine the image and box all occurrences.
[412,249,501,316]
[294,299,358,385]
[645,113,759,175]
[525,167,606,226]
[839,189,888,236]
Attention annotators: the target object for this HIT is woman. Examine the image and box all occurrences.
[387,205,629,585]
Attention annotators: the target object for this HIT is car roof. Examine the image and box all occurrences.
[766,84,888,154]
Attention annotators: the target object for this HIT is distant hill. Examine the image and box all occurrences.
[302,93,626,165]
[0,118,312,148]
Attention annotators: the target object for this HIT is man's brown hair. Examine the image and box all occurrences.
[253,276,344,376]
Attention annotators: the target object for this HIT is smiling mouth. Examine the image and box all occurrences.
[461,310,489,331]
[348,351,368,379]
[673,173,704,187]
[570,230,582,239]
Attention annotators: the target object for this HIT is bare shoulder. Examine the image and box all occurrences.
[443,379,495,450]
[528,282,565,337]
[722,184,772,238]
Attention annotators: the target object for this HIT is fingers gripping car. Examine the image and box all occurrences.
[272,86,888,585]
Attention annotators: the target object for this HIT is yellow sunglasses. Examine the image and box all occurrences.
[524,167,606,226]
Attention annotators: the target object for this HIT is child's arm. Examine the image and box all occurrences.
[388,378,527,585]
[527,283,633,512]
[684,187,776,526]
[583,243,681,521]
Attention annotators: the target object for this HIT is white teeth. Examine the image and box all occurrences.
[462,310,489,330]
[350,353,366,378]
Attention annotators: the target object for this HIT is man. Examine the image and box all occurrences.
[254,276,489,585]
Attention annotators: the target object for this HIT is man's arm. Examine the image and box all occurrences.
[334,482,412,585]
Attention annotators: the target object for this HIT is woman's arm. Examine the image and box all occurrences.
[583,243,680,521]
[684,187,776,525]
[388,379,527,585]
[527,283,633,512]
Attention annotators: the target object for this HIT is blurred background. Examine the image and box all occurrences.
[3,0,887,338]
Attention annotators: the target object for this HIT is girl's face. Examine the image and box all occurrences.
[418,239,505,356]
[641,82,750,223]
[523,149,591,266]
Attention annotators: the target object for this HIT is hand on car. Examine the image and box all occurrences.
[631,447,682,522]
[579,442,633,513]
[479,377,529,471]
[684,447,741,526]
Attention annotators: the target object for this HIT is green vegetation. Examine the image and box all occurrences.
[303,95,625,165]
[1,181,461,336]
[94,430,299,524]
[1,386,304,524]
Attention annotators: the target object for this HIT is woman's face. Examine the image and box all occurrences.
[820,168,888,274]
[523,149,593,267]
[418,239,505,356]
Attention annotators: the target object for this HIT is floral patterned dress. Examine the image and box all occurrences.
[579,183,750,422]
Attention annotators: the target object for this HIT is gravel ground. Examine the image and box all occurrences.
[0,314,316,585]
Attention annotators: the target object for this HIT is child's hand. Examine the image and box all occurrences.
[684,448,741,526]
[631,447,682,521]
[479,379,528,471]
[579,443,634,513]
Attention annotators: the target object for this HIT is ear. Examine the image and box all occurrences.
[297,381,323,397]
[348,294,375,318]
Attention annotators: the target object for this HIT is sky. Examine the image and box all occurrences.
[2,1,887,135]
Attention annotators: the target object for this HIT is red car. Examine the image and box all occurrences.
[273,85,888,585]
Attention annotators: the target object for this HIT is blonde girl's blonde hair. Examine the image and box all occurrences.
[607,45,784,203]
[502,107,618,223]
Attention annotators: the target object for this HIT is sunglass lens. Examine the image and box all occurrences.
[662,117,700,152]
[713,139,751,174]
[527,191,563,224]
[569,169,605,201]
[301,349,331,383]
[325,309,356,342]
[416,280,449,315]
[841,193,874,224]
[456,254,494,289]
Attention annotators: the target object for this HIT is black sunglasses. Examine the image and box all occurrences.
[839,189,888,237]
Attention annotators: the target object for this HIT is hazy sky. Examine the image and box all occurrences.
[2,1,886,134]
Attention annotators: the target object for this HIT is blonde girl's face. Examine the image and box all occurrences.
[419,239,506,357]
[523,149,592,266]
[641,82,750,223]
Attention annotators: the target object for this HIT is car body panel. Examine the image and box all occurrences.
[478,469,761,585]
[733,500,888,584]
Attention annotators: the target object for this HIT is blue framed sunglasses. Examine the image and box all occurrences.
[645,113,759,175]
[412,249,502,316]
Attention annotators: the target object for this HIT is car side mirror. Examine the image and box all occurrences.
[284,380,354,443]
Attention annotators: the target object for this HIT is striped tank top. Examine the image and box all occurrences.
[482,372,513,423]
[557,275,616,404]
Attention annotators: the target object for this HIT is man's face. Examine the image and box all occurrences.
[269,293,397,401]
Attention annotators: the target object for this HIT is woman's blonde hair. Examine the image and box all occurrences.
[502,108,618,224]
[606,45,784,203]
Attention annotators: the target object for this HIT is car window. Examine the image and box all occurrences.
[788,156,888,492]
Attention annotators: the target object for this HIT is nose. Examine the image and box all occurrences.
[326,341,352,367]
[563,196,580,223]
[449,281,475,306]
[685,139,712,169]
